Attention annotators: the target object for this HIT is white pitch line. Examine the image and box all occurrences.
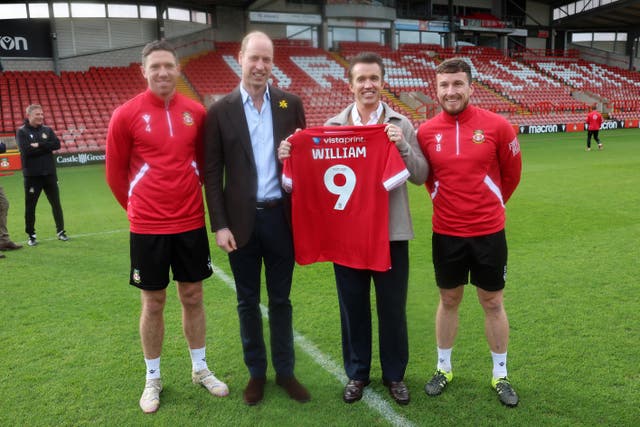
[23,229,129,243]
[63,229,414,426]
[211,265,415,427]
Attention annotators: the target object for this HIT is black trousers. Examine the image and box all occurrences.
[228,204,295,378]
[24,174,65,236]
[333,240,409,382]
[587,130,601,147]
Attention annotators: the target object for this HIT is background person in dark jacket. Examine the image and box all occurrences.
[0,141,24,257]
[16,104,68,246]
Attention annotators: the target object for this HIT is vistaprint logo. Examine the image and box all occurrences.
[321,135,365,144]
[0,36,28,51]
[312,137,321,145]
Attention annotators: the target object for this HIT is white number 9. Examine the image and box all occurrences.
[324,164,356,210]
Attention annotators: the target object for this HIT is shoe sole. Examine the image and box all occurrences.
[140,405,160,414]
[498,398,519,407]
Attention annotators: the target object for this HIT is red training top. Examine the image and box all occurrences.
[585,110,603,131]
[106,89,207,234]
[417,105,522,237]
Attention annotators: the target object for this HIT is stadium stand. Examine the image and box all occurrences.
[524,57,640,122]
[4,39,640,154]
[0,65,145,153]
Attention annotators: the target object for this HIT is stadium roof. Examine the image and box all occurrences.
[191,0,640,33]
[174,0,256,9]
[536,0,640,32]
[2,0,639,33]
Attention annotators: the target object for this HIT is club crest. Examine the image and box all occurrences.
[183,111,194,126]
[472,130,485,144]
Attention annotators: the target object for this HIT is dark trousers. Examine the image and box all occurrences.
[228,204,295,378]
[587,130,601,147]
[333,241,409,382]
[24,174,64,236]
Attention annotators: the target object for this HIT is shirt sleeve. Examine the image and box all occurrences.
[382,136,410,191]
[497,123,522,204]
[45,128,61,151]
[194,106,207,182]
[105,107,132,210]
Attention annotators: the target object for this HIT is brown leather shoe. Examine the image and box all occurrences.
[275,375,310,403]
[343,379,370,403]
[0,241,22,250]
[383,379,410,405]
[243,377,266,406]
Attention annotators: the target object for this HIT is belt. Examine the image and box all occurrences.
[256,198,282,209]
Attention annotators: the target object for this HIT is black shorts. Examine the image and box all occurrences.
[130,227,213,290]
[432,230,508,292]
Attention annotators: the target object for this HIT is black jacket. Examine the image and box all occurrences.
[16,119,60,176]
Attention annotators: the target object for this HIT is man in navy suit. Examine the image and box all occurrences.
[203,31,309,406]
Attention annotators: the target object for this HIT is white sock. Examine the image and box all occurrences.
[145,357,161,380]
[190,346,208,372]
[491,351,508,379]
[437,347,453,373]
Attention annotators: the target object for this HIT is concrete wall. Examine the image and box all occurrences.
[1,28,214,73]
[572,43,637,71]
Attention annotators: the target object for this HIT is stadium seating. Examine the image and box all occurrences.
[3,40,640,153]
[0,65,145,152]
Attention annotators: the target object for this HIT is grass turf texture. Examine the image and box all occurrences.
[1,129,638,426]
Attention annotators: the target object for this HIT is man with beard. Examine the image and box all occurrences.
[416,58,522,407]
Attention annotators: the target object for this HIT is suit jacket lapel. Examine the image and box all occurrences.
[224,87,255,164]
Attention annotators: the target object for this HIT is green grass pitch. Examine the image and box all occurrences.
[1,128,638,426]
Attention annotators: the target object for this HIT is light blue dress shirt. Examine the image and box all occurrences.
[240,85,281,201]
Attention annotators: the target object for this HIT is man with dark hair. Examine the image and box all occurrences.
[324,52,427,406]
[0,141,23,257]
[280,51,428,405]
[106,39,228,414]
[204,31,310,406]
[16,104,68,246]
[417,58,522,407]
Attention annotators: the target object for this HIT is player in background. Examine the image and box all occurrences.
[0,141,23,257]
[279,52,428,405]
[585,107,604,151]
[416,58,522,407]
[106,39,228,414]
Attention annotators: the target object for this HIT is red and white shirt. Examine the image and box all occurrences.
[106,89,207,234]
[586,110,603,131]
[282,125,409,271]
[417,105,522,237]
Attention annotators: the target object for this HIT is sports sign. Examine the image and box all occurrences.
[0,19,52,58]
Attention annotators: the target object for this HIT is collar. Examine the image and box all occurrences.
[24,118,42,129]
[240,84,270,106]
[351,102,383,126]
[440,104,477,124]
[143,88,176,108]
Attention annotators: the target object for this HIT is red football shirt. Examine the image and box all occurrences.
[282,124,409,271]
[586,110,603,131]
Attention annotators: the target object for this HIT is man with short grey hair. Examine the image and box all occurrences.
[16,104,68,246]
